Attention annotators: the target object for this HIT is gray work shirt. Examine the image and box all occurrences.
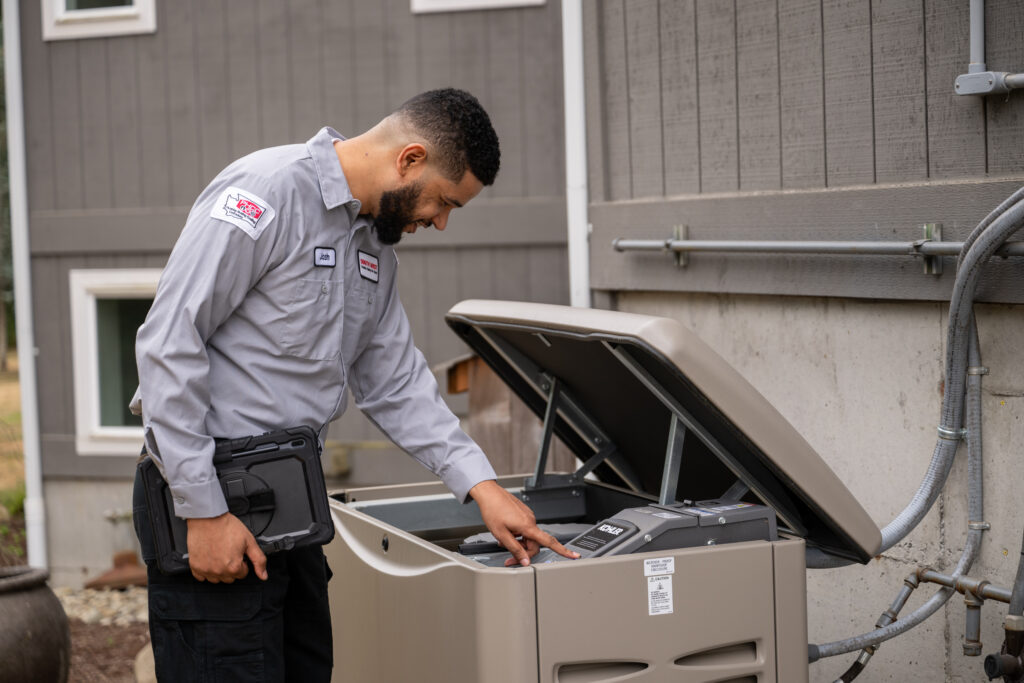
[131,126,496,519]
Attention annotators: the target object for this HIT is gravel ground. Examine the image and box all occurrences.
[55,586,149,626]
[55,586,151,683]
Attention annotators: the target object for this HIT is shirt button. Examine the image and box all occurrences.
[321,283,328,294]
[368,295,374,304]
[173,496,184,505]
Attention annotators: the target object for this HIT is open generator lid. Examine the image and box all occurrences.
[446,300,882,564]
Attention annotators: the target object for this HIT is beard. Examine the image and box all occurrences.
[373,182,423,245]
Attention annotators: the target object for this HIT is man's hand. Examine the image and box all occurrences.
[469,479,580,567]
[186,513,268,583]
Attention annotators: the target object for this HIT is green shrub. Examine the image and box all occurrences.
[0,480,25,517]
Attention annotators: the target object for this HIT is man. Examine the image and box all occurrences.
[131,89,577,681]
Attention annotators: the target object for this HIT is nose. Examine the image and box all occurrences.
[433,207,452,232]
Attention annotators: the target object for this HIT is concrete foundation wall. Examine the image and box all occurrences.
[44,479,138,588]
[617,291,1024,682]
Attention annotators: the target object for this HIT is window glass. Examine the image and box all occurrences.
[66,0,133,9]
[95,298,150,428]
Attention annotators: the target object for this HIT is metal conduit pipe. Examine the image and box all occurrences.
[611,238,1024,258]
[832,574,923,682]
[811,193,1024,660]
[880,199,1024,553]
[614,187,1024,264]
[813,534,985,662]
[969,0,986,72]
[825,319,988,676]
[831,317,991,675]
[915,568,1013,604]
[808,194,1023,572]
[958,186,1024,267]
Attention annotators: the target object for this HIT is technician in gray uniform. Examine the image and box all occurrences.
[131,89,576,681]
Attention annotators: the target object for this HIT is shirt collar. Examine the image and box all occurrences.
[306,126,362,220]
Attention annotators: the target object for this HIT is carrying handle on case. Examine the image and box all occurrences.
[226,488,276,516]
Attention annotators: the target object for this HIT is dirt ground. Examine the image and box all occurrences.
[68,620,150,683]
[0,351,148,682]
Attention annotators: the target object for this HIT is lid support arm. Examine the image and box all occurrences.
[660,415,687,505]
[528,377,561,489]
[602,340,806,536]
[721,479,750,501]
[475,328,643,492]
[575,442,618,480]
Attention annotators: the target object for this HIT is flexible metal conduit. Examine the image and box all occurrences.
[810,189,1024,663]
[808,185,1024,572]
[611,237,1024,258]
[830,320,988,680]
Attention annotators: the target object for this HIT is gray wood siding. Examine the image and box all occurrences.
[20,0,568,477]
[585,0,1024,196]
[585,0,1024,302]
[22,0,565,211]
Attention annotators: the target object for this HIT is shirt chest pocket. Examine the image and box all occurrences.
[341,281,381,361]
[280,278,345,360]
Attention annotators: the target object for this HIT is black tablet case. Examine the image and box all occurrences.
[139,426,334,574]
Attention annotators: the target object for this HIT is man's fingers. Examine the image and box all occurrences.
[524,528,580,560]
[246,537,269,581]
[496,532,530,566]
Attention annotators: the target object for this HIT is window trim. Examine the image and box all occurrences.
[410,0,544,14]
[41,0,157,42]
[69,268,161,456]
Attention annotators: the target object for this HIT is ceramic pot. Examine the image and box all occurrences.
[0,566,71,683]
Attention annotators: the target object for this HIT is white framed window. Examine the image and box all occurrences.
[411,0,544,14]
[42,0,157,42]
[70,268,161,456]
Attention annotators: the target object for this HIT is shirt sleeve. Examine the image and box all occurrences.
[348,276,497,503]
[134,173,285,519]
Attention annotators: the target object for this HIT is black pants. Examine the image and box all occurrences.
[133,467,334,682]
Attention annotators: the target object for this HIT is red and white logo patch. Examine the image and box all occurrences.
[357,250,379,283]
[211,186,276,240]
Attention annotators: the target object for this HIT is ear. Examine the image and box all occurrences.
[396,143,428,177]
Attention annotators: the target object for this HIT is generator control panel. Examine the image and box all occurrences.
[465,499,778,567]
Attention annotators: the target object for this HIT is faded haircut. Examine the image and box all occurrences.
[394,88,501,186]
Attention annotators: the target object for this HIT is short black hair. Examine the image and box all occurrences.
[396,88,500,186]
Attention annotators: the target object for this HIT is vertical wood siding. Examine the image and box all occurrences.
[20,0,568,475]
[586,0,1024,197]
[22,0,565,211]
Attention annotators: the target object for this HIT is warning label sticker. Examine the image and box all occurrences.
[647,575,673,616]
[644,557,675,576]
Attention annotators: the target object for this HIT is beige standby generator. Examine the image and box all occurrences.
[324,300,882,683]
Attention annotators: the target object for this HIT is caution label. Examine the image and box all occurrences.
[647,575,673,616]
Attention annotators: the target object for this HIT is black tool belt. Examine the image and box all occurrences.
[138,426,335,574]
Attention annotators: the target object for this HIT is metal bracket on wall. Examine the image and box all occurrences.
[673,225,689,268]
[922,223,943,275]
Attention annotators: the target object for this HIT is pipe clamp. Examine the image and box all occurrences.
[937,425,966,441]
[967,366,990,376]
[969,521,991,531]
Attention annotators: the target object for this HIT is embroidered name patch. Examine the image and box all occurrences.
[357,250,379,283]
[313,247,336,267]
[210,186,276,240]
